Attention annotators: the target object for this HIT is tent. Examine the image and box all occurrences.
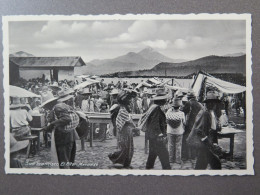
[192,72,246,98]
[165,84,189,93]
[74,78,100,90]
[10,85,40,98]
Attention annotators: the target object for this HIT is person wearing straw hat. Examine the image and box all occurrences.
[57,88,75,107]
[140,89,171,170]
[10,97,33,141]
[110,88,119,107]
[186,91,222,170]
[182,90,203,160]
[10,134,29,168]
[41,86,54,103]
[80,88,94,112]
[166,98,186,165]
[108,89,137,168]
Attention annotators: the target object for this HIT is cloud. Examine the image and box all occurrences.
[39,40,75,49]
[142,39,170,49]
[105,20,158,43]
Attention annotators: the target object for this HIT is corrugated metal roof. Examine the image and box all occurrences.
[9,56,86,68]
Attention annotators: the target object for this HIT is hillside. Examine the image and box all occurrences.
[82,47,187,75]
[102,55,246,77]
[9,51,34,57]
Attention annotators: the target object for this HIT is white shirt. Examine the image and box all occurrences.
[10,109,32,128]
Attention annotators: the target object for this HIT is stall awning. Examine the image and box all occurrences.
[192,72,246,97]
[10,85,40,98]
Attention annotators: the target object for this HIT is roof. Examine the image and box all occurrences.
[9,56,86,68]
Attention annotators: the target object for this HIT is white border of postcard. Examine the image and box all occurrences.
[3,14,253,176]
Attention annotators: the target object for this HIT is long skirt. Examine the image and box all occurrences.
[108,125,134,168]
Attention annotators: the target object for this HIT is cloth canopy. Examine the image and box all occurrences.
[10,85,40,98]
[192,72,246,97]
[74,78,100,90]
[165,84,189,93]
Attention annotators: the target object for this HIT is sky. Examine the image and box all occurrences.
[8,20,246,62]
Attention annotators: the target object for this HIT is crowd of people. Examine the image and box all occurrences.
[9,77,244,170]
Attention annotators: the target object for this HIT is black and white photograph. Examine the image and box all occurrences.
[3,14,253,175]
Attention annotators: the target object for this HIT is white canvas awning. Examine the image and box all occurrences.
[10,85,40,98]
[192,72,246,97]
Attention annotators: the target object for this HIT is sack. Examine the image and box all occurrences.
[167,118,181,129]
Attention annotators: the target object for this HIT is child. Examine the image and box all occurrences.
[166,98,186,164]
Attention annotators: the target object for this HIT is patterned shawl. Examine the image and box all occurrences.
[116,107,131,132]
[138,104,158,132]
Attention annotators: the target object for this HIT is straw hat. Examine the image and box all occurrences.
[57,88,74,102]
[39,97,58,108]
[175,90,184,99]
[171,98,182,107]
[203,91,221,103]
[187,90,196,99]
[152,89,168,101]
[79,88,92,95]
[110,89,119,95]
[10,134,29,153]
[10,97,25,109]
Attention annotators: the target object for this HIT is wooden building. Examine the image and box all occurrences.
[9,56,86,84]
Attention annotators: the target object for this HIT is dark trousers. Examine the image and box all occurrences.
[195,145,221,170]
[56,141,76,169]
[146,139,171,170]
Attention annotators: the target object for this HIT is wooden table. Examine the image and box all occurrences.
[31,127,46,150]
[86,113,141,147]
[217,127,244,160]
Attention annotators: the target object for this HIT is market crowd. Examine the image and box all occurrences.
[9,77,245,170]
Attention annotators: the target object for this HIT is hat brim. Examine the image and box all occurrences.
[58,95,74,102]
[10,140,29,153]
[40,97,58,108]
[10,104,26,108]
[152,95,168,100]
[80,92,92,95]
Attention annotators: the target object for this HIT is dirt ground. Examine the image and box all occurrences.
[17,129,246,170]
[15,110,247,170]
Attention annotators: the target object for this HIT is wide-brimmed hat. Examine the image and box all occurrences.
[10,134,29,153]
[117,89,137,104]
[152,89,168,101]
[110,89,119,95]
[79,88,92,95]
[57,88,74,102]
[10,97,25,109]
[203,91,221,103]
[39,97,58,109]
[175,90,184,99]
[171,98,182,107]
[187,90,196,99]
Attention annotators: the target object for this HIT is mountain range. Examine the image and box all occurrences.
[9,51,35,57]
[79,47,187,75]
[9,49,246,78]
[103,55,246,77]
